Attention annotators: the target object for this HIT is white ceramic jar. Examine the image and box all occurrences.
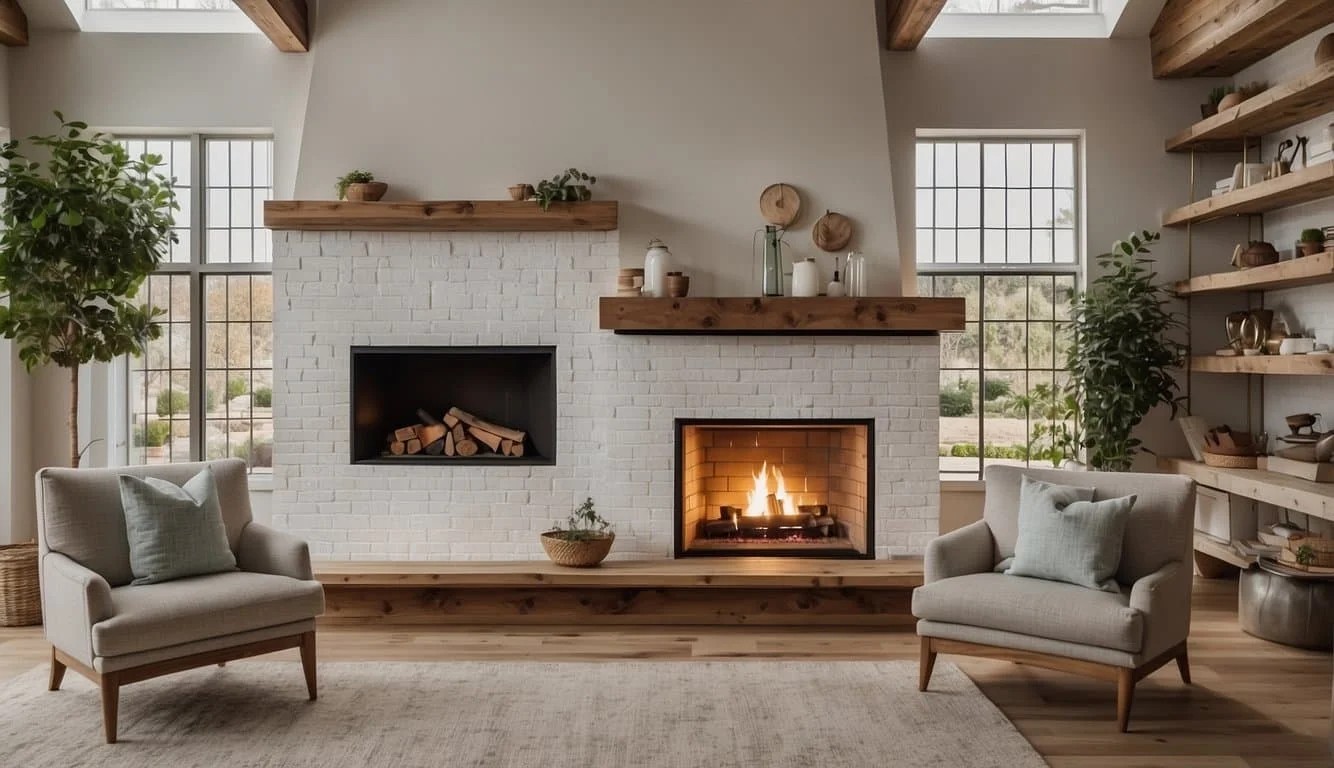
[644,239,672,298]
[792,258,820,297]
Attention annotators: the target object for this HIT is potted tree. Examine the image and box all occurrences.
[1065,231,1188,471]
[541,497,615,567]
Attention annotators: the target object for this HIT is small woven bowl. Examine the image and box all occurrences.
[540,532,615,568]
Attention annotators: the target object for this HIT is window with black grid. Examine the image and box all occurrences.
[915,136,1082,479]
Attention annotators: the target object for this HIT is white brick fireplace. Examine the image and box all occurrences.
[271,228,940,560]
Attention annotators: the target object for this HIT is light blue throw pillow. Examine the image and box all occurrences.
[1006,475,1135,593]
[119,468,237,586]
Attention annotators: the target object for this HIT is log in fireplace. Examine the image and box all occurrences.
[675,419,874,558]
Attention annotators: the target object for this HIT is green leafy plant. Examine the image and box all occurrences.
[982,378,1012,402]
[1006,382,1083,468]
[1066,231,1187,471]
[1300,228,1325,244]
[1295,544,1316,567]
[0,113,177,466]
[232,437,274,467]
[533,168,597,211]
[1207,85,1233,107]
[546,497,612,542]
[253,386,273,408]
[335,170,375,201]
[133,420,172,449]
[156,389,189,418]
[227,376,249,399]
[939,384,974,417]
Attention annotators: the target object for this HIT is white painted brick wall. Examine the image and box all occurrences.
[272,230,940,561]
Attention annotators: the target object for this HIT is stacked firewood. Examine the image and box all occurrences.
[386,407,526,458]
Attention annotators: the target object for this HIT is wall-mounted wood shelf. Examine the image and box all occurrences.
[1193,531,1254,569]
[1166,62,1334,153]
[1160,457,1334,523]
[598,297,966,335]
[1173,250,1334,295]
[1163,161,1334,227]
[1190,354,1334,375]
[263,200,619,231]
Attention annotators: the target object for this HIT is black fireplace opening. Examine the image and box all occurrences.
[350,346,556,466]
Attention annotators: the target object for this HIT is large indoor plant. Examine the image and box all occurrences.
[0,114,178,467]
[541,497,614,567]
[1065,230,1187,471]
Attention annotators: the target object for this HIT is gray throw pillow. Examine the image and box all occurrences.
[1006,475,1134,593]
[119,467,236,586]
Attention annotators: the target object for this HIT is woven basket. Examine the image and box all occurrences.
[540,532,614,568]
[0,542,41,627]
[1202,451,1258,469]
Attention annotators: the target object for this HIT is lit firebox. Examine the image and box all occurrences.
[699,462,847,542]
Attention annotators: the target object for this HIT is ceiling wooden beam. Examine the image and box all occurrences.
[0,0,28,47]
[1151,0,1334,78]
[885,0,949,51]
[232,0,308,53]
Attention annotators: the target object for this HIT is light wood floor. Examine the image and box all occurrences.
[0,577,1328,767]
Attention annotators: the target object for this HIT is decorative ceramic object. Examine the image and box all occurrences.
[508,184,534,201]
[1280,337,1316,355]
[1232,241,1279,269]
[1217,92,1244,111]
[792,258,820,297]
[343,182,388,202]
[1317,33,1334,67]
[643,239,672,298]
[826,255,846,297]
[664,272,690,298]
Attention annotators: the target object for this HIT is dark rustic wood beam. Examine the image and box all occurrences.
[232,0,308,53]
[1151,0,1334,78]
[0,0,28,47]
[885,0,949,51]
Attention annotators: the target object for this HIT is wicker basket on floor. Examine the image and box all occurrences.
[0,541,41,627]
[540,532,614,568]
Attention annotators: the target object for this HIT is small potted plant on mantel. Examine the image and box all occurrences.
[1299,228,1326,257]
[541,497,615,567]
[533,168,597,211]
[336,169,388,202]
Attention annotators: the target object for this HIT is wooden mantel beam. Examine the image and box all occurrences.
[885,0,949,51]
[1151,0,1334,78]
[0,0,28,47]
[232,0,308,53]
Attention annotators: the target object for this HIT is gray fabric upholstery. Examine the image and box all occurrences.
[120,468,237,586]
[913,572,1143,653]
[239,523,315,581]
[917,620,1139,668]
[37,459,253,587]
[93,571,324,657]
[924,520,994,584]
[1007,477,1134,593]
[94,620,316,674]
[39,552,115,668]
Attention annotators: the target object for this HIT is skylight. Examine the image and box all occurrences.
[942,0,1099,13]
[86,0,236,8]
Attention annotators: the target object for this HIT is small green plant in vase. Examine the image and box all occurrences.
[541,497,615,567]
[1299,228,1325,256]
[533,168,597,211]
[335,170,388,202]
[1295,544,1316,568]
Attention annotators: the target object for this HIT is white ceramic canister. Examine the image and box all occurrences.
[644,239,673,298]
[792,258,821,297]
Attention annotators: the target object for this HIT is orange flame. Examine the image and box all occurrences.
[745,462,799,517]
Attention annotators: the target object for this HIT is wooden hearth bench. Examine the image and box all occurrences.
[313,558,923,627]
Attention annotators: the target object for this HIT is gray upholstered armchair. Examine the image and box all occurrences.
[913,465,1195,732]
[35,459,324,743]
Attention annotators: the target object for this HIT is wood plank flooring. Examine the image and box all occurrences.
[0,577,1327,766]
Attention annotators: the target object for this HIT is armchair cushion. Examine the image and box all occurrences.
[1007,477,1135,593]
[913,572,1144,653]
[119,468,236,586]
[91,571,325,658]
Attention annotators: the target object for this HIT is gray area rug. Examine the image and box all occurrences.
[0,661,1045,767]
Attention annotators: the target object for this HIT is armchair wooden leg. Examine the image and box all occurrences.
[1115,668,1135,733]
[1175,648,1191,685]
[918,637,937,692]
[101,674,121,744]
[299,631,317,701]
[48,648,66,692]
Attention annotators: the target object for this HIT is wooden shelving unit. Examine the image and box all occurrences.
[1172,249,1334,295]
[1193,531,1254,569]
[1163,160,1334,227]
[263,200,619,232]
[1165,61,1334,152]
[1160,457,1334,524]
[598,296,966,335]
[1190,354,1334,375]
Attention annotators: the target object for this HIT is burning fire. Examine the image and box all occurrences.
[744,462,800,517]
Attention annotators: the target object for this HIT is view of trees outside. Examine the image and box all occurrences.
[917,138,1081,478]
[942,0,1097,13]
[125,137,274,474]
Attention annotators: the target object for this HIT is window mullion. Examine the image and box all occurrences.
[191,134,206,462]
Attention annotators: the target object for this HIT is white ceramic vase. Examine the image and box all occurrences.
[644,239,672,298]
[792,258,820,297]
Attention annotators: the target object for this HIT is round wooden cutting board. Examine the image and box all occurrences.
[759,183,802,228]
[812,210,853,252]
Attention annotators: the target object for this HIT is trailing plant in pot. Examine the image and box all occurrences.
[1065,231,1187,471]
[0,114,177,467]
[541,497,614,567]
[335,170,387,201]
[533,168,596,211]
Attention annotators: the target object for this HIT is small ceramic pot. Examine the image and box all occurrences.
[508,184,534,201]
[664,273,690,298]
[1217,92,1244,111]
[344,182,388,202]
[1301,240,1325,257]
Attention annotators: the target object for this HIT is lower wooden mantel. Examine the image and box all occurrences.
[599,297,965,335]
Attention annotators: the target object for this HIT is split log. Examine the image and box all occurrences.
[500,439,513,455]
[451,424,467,444]
[455,438,479,457]
[416,409,443,427]
[424,438,445,456]
[442,412,460,428]
[508,441,525,458]
[446,407,526,444]
[468,426,503,453]
[417,423,447,446]
[444,431,456,456]
[405,438,423,455]
[389,440,406,456]
[394,426,421,443]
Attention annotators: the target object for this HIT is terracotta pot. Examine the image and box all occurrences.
[344,182,388,202]
[1317,33,1334,66]
[664,273,690,298]
[1216,92,1244,111]
[507,184,534,201]
[1301,240,1324,257]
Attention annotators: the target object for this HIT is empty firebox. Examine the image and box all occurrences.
[675,419,874,558]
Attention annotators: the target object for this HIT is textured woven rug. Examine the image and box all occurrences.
[0,661,1045,767]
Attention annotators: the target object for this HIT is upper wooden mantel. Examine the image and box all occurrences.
[599,297,966,335]
[263,200,619,232]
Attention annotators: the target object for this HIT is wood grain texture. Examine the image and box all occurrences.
[2,579,1332,765]
[1163,161,1334,227]
[263,200,619,232]
[1160,456,1334,523]
[232,0,309,52]
[0,0,27,47]
[1150,0,1334,78]
[885,0,949,51]
[1173,250,1334,295]
[598,296,966,334]
[1189,353,1334,375]
[1166,62,1334,152]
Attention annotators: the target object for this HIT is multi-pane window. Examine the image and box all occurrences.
[88,1,236,9]
[941,0,1098,13]
[124,136,274,475]
[915,137,1082,479]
